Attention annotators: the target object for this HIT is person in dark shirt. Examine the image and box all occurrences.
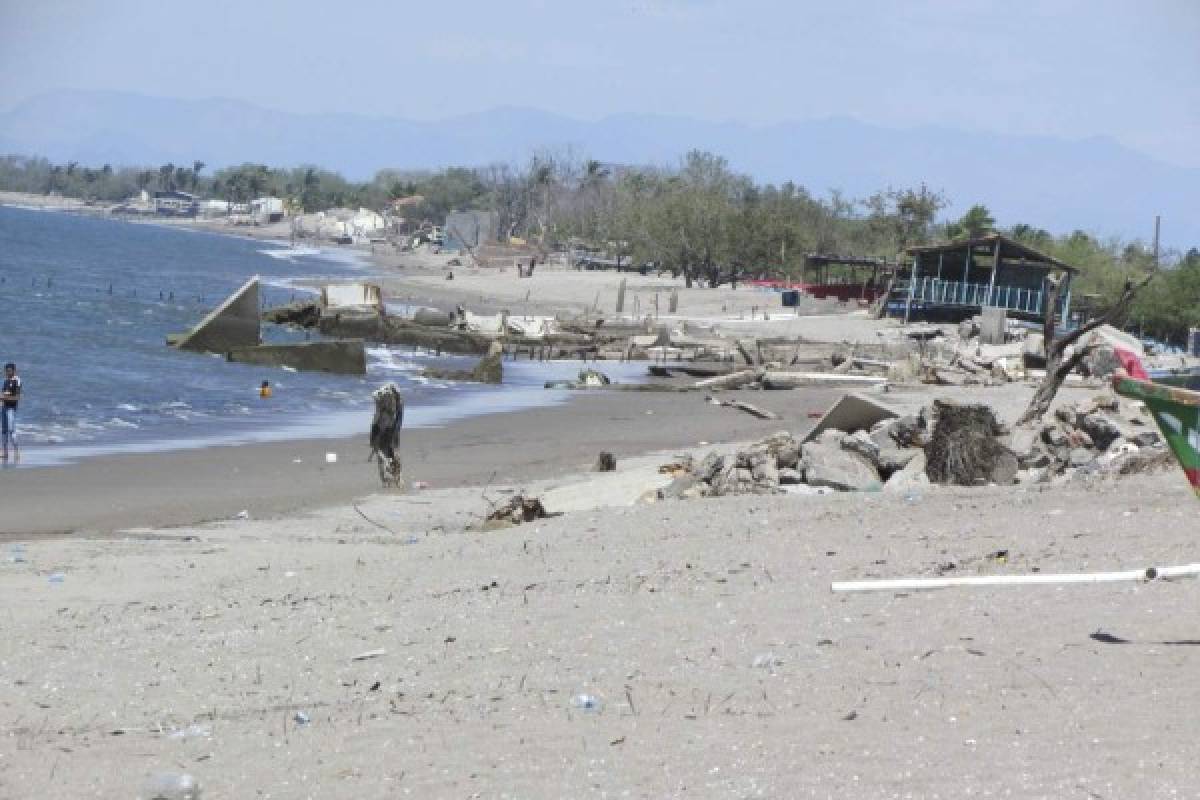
[1,362,19,461]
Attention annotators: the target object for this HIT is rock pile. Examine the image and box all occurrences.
[1008,392,1167,480]
[654,391,1175,502]
[658,415,930,499]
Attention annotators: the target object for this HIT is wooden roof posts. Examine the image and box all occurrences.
[905,253,920,323]
[987,238,1002,304]
[901,233,1081,322]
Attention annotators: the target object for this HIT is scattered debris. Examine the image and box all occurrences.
[706,395,780,420]
[351,648,387,661]
[483,494,550,529]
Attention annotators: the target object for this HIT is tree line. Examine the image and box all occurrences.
[2,150,1196,344]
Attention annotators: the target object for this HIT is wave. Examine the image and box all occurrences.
[258,246,322,261]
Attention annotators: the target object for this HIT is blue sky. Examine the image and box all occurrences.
[2,0,1198,167]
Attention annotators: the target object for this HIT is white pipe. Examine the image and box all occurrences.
[831,563,1200,593]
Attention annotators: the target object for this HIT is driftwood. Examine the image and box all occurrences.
[761,371,887,390]
[1017,272,1153,426]
[706,395,780,420]
[370,383,405,488]
[694,368,761,390]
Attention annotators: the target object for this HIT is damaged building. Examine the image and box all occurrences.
[886,234,1079,323]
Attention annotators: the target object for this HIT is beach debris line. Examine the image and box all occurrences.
[369,383,404,488]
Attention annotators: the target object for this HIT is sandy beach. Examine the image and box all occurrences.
[2,203,1198,798]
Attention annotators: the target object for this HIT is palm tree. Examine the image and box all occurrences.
[192,160,206,191]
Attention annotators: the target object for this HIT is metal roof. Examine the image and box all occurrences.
[905,233,1079,274]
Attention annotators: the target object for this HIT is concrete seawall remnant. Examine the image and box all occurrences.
[227,340,367,375]
[170,276,261,353]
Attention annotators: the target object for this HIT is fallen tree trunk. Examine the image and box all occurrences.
[1017,272,1153,426]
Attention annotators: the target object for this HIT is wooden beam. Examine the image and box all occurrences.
[986,238,1002,306]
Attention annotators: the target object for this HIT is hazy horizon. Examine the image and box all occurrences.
[3,0,1198,169]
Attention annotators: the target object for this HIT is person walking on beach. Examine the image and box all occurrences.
[1,362,20,461]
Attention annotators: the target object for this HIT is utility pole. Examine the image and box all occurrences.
[1153,215,1161,269]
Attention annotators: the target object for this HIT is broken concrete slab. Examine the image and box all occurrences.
[979,307,1007,345]
[170,276,261,353]
[226,339,367,375]
[803,392,900,443]
[321,283,383,312]
[883,452,929,493]
[801,430,882,491]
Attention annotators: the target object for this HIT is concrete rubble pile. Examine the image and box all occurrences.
[1007,393,1172,482]
[654,389,1175,503]
[656,414,930,500]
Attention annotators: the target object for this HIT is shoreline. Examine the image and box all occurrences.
[0,386,843,537]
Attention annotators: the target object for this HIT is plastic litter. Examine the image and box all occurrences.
[752,652,783,669]
[293,711,310,725]
[570,693,602,712]
[141,772,200,800]
[168,723,211,740]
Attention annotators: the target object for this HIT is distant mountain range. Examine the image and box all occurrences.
[2,89,1196,248]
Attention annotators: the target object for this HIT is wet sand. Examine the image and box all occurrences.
[0,388,843,537]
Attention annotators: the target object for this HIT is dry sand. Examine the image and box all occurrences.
[2,459,1196,798]
[4,219,1197,797]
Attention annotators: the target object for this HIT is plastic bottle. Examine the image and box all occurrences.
[570,693,602,712]
[142,772,201,800]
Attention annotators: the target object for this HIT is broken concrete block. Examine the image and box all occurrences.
[778,468,804,485]
[226,339,367,375]
[801,433,881,491]
[471,341,504,383]
[1078,413,1122,451]
[883,452,929,493]
[1042,424,1069,448]
[803,392,899,444]
[1068,448,1094,468]
[171,276,261,353]
[979,307,1007,345]
[840,430,880,464]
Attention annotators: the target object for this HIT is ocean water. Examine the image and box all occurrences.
[0,205,643,466]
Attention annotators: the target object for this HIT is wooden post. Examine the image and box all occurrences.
[986,239,1002,307]
[904,254,920,323]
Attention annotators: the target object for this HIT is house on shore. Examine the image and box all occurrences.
[153,190,198,217]
[887,234,1079,322]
